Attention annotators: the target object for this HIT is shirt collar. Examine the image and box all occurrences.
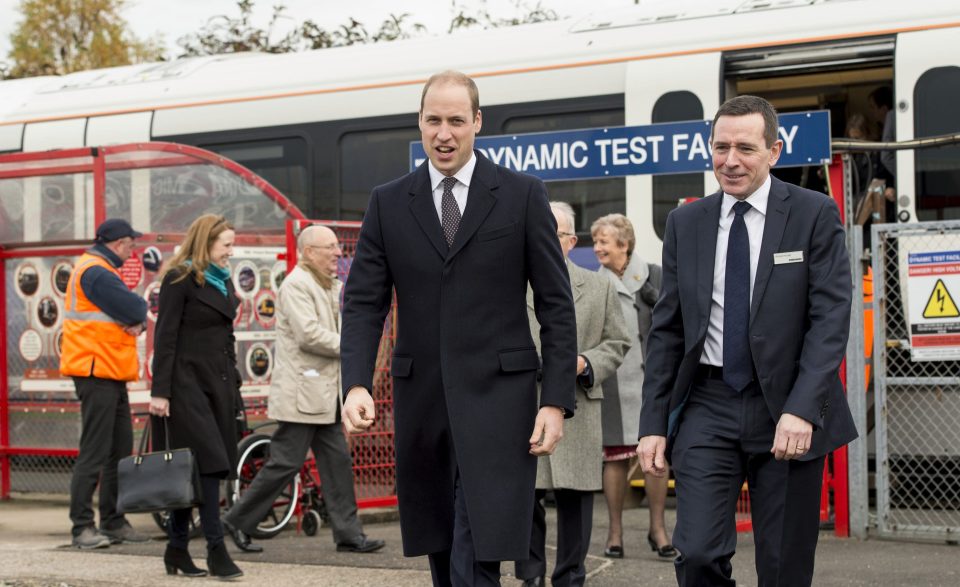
[721,174,771,218]
[90,242,123,268]
[428,152,477,191]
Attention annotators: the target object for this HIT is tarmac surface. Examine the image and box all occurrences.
[1,493,958,586]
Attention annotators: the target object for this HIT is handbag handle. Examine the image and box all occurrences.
[135,417,173,465]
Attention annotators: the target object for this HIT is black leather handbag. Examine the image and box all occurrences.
[117,417,202,514]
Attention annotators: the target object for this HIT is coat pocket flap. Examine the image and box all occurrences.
[390,355,413,377]
[477,222,516,242]
[296,380,335,415]
[498,348,540,372]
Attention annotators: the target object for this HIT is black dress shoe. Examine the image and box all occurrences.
[521,576,546,587]
[647,533,678,558]
[222,518,263,553]
[336,534,386,553]
[604,544,624,558]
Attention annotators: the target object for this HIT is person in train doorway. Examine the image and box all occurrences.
[221,224,385,555]
[339,70,578,586]
[868,85,897,221]
[61,218,150,549]
[636,95,858,587]
[514,201,631,587]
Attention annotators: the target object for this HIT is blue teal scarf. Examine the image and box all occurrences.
[204,263,230,297]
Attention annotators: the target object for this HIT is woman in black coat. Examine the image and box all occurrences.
[149,214,242,579]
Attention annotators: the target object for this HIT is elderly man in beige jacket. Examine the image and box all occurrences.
[222,225,384,554]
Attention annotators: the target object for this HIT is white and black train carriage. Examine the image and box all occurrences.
[1,0,958,259]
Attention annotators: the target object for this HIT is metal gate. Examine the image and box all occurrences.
[872,220,960,540]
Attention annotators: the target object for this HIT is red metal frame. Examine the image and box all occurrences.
[826,155,851,537]
[99,143,306,220]
[0,142,307,499]
[0,249,8,500]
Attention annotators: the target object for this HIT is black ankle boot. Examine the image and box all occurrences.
[207,541,243,580]
[164,544,207,577]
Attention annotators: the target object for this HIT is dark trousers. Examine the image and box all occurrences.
[223,420,363,544]
[671,377,825,587]
[69,376,132,536]
[428,473,502,587]
[515,489,594,587]
[169,474,224,549]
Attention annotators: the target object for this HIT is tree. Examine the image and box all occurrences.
[178,0,429,56]
[448,0,559,33]
[177,0,556,58]
[6,0,164,78]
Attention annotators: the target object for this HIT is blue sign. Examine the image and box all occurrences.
[410,111,831,180]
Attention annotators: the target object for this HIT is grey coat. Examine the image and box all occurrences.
[598,254,659,446]
[529,260,631,491]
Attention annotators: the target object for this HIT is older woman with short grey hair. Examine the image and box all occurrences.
[591,213,676,560]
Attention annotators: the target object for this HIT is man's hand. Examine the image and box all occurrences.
[149,397,170,417]
[772,413,813,460]
[884,186,896,202]
[576,355,587,375]
[342,387,376,433]
[637,435,667,477]
[529,406,564,456]
[124,324,144,337]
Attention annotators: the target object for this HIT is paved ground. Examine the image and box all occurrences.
[1,493,958,586]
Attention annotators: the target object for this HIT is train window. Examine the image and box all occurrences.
[914,66,960,221]
[652,91,704,239]
[203,137,309,216]
[340,126,420,221]
[503,108,625,241]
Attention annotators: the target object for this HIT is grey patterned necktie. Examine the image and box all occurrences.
[441,176,461,247]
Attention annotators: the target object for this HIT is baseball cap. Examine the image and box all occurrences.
[95,218,143,243]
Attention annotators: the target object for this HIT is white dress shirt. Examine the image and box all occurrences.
[427,153,476,223]
[700,175,771,367]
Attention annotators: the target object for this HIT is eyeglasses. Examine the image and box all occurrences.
[305,243,340,251]
[557,231,576,239]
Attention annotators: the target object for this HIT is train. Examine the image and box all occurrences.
[1,0,958,261]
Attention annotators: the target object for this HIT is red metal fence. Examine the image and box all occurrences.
[0,144,398,510]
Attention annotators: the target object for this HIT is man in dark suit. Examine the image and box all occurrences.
[637,95,857,587]
[340,70,577,587]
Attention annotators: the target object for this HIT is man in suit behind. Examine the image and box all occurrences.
[515,201,631,587]
[340,70,577,587]
[637,95,857,587]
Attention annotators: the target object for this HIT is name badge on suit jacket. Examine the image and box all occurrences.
[773,251,804,265]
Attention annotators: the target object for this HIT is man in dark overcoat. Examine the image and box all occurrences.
[340,70,577,587]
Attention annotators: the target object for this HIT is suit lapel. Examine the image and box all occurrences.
[750,177,791,321]
[697,193,722,328]
[446,154,498,263]
[568,259,584,304]
[407,165,449,260]
[195,277,236,320]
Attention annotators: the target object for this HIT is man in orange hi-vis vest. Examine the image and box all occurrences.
[61,219,149,550]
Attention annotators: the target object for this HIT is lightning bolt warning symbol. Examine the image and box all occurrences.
[922,279,960,319]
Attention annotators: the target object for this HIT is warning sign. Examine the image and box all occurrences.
[906,248,960,361]
[922,279,960,319]
[120,252,143,290]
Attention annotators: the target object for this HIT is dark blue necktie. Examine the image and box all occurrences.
[723,200,753,391]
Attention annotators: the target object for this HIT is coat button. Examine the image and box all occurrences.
[221,374,227,381]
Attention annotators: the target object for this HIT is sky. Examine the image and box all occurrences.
[0,0,640,63]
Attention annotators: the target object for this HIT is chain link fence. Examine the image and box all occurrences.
[872,220,960,541]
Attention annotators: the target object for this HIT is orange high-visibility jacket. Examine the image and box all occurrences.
[60,252,138,381]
